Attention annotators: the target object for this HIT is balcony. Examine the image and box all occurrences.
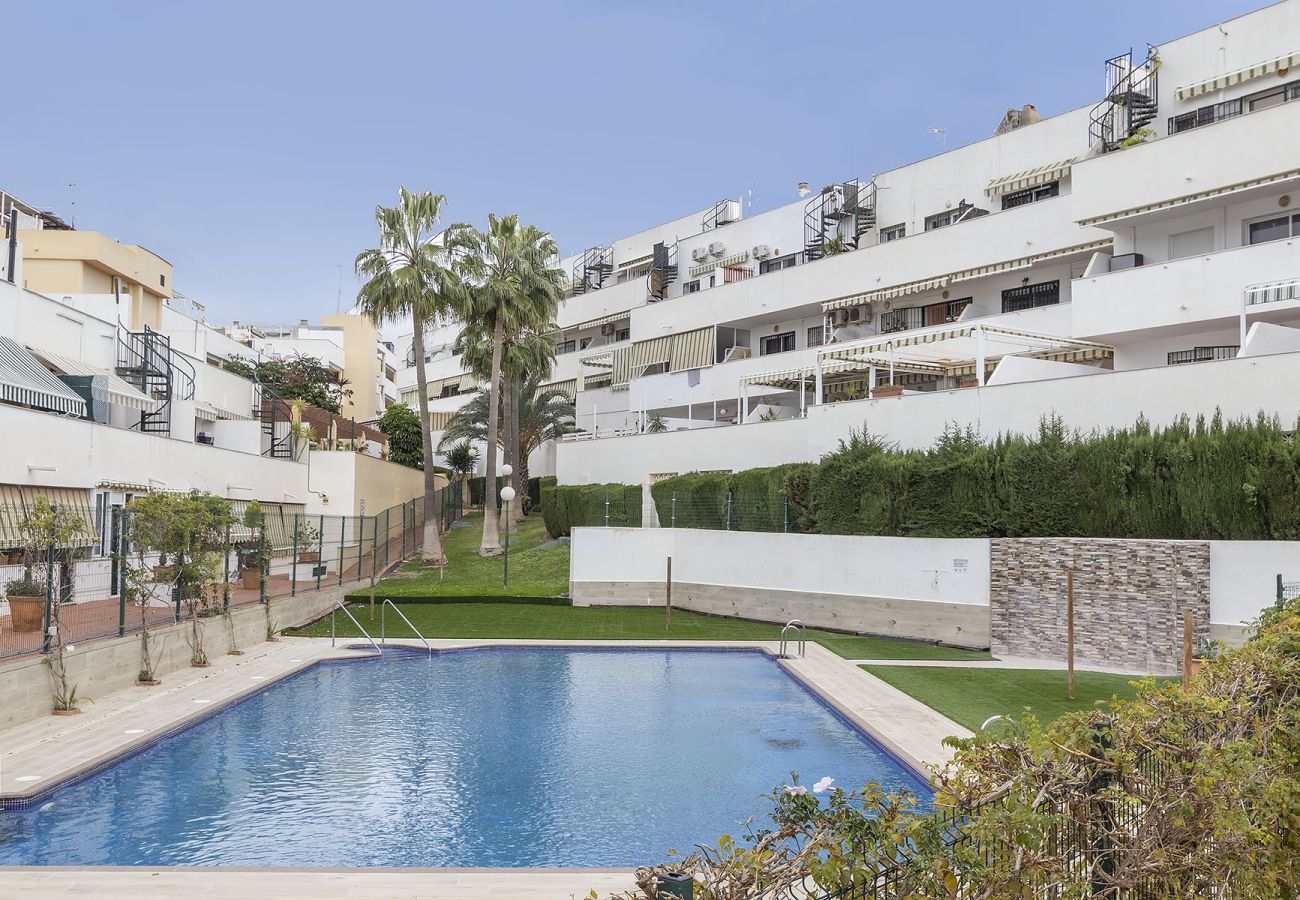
[879,299,971,334]
[1071,238,1300,341]
[1072,99,1300,227]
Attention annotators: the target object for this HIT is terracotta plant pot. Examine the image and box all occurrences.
[191,661,211,669]
[958,377,980,389]
[51,708,81,717]
[297,551,319,564]
[240,567,261,591]
[7,596,45,632]
[1187,658,1207,677]
[138,678,162,687]
[227,649,245,656]
[872,385,904,398]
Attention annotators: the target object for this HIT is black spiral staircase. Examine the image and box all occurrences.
[701,199,736,232]
[1089,46,1160,152]
[804,180,877,261]
[646,240,678,302]
[570,246,612,295]
[116,326,195,434]
[253,381,295,459]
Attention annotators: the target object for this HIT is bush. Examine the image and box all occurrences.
[539,477,561,537]
[650,472,730,528]
[545,482,642,535]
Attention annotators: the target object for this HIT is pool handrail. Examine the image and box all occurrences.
[330,599,383,654]
[779,619,806,659]
[381,598,433,653]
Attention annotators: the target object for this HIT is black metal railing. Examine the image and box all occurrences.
[646,240,678,302]
[1167,345,1239,366]
[804,181,877,261]
[570,246,612,295]
[1089,46,1160,151]
[879,299,971,335]
[702,199,735,232]
[116,326,196,434]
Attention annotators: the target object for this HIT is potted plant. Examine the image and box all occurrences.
[872,382,904,398]
[1188,637,1222,676]
[958,375,980,389]
[238,500,265,591]
[4,578,45,632]
[296,518,320,563]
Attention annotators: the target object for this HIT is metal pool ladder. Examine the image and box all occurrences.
[381,599,432,654]
[330,600,382,654]
[780,619,806,659]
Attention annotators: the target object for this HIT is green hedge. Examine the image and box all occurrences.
[639,413,1300,540]
[542,482,642,537]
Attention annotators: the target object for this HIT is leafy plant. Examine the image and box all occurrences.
[646,413,668,433]
[226,354,352,414]
[18,496,90,711]
[1118,127,1157,149]
[377,403,423,468]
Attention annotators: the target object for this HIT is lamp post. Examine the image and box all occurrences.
[500,464,515,588]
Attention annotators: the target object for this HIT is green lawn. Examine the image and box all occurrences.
[862,666,1166,731]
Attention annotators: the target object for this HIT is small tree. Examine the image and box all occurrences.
[236,502,277,641]
[19,497,89,711]
[127,492,234,668]
[444,440,476,520]
[378,403,424,468]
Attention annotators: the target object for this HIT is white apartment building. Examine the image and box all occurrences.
[394,1,1300,488]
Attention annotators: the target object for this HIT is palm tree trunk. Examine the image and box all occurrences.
[500,370,514,534]
[516,434,531,516]
[508,378,524,528]
[412,313,445,566]
[478,314,505,556]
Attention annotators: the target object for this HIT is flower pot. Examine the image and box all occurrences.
[871,385,904,398]
[297,551,319,564]
[51,708,81,717]
[137,678,162,687]
[1187,658,1207,677]
[958,377,980,389]
[240,567,262,591]
[7,595,45,632]
[227,649,245,656]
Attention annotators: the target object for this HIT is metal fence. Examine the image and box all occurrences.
[0,490,461,663]
[1278,574,1300,601]
[576,490,796,532]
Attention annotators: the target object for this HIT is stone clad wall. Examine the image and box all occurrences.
[990,538,1210,673]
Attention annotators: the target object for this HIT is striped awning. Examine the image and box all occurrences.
[580,349,615,369]
[0,336,86,417]
[193,400,255,422]
[1246,277,1300,307]
[427,411,455,431]
[985,158,1076,197]
[822,277,948,312]
[669,327,715,372]
[1078,169,1300,227]
[822,324,1114,375]
[561,309,633,332]
[1175,51,1299,100]
[740,360,858,389]
[26,347,157,412]
[540,379,578,402]
[950,239,1113,282]
[0,484,97,548]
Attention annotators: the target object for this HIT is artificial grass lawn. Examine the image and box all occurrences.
[295,512,992,662]
[862,665,1166,731]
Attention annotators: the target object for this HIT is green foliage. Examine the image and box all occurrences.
[226,355,350,414]
[443,441,476,477]
[640,413,1300,540]
[377,403,423,468]
[539,477,561,538]
[544,483,643,535]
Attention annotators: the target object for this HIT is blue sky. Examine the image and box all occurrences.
[6,0,1263,323]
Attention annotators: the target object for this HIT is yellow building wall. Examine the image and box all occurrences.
[322,313,383,421]
[352,452,438,518]
[18,230,171,329]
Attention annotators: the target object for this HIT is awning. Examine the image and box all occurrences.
[193,400,255,422]
[669,327,715,372]
[228,500,307,549]
[626,335,671,381]
[821,324,1113,377]
[580,349,615,369]
[96,479,150,493]
[740,360,858,389]
[822,277,949,312]
[1078,168,1300,226]
[1246,277,1300,307]
[427,411,455,431]
[0,484,97,548]
[950,239,1113,282]
[985,158,1076,197]
[1175,51,1299,100]
[560,310,632,332]
[540,379,578,402]
[0,336,87,417]
[26,347,157,412]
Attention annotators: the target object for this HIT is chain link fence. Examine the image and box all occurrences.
[0,488,459,664]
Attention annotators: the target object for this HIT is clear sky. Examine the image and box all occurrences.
[6,0,1264,324]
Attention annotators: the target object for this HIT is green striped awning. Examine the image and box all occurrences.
[1175,51,1299,100]
[822,277,948,312]
[27,347,158,412]
[740,360,858,389]
[950,239,1113,282]
[985,158,1076,197]
[669,327,715,372]
[0,336,87,417]
[0,485,97,548]
[1078,168,1300,226]
[540,379,577,402]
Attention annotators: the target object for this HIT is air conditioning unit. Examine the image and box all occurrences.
[691,246,710,263]
[708,241,725,257]
[752,244,772,260]
[600,323,616,336]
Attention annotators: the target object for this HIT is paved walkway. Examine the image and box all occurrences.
[0,635,969,898]
[849,654,1172,677]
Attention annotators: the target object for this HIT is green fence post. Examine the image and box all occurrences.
[401,502,407,557]
[671,491,677,528]
[371,513,378,585]
[222,521,231,612]
[783,494,789,533]
[338,517,345,586]
[291,516,299,597]
[315,513,325,591]
[726,491,733,530]
[117,509,129,637]
[604,493,610,527]
[173,549,184,622]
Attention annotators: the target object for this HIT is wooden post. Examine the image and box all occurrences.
[1066,570,1075,701]
[665,556,672,630]
[1182,608,1193,690]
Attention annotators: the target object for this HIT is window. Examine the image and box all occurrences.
[759,253,798,274]
[879,224,906,243]
[579,336,593,350]
[708,274,715,289]
[924,203,985,231]
[1001,280,1061,313]
[806,326,825,348]
[760,331,796,355]
[1168,98,1242,134]
[556,339,576,354]
[682,280,701,294]
[1000,180,1060,210]
[924,210,958,231]
[439,384,462,398]
[615,327,630,341]
[1247,213,1300,245]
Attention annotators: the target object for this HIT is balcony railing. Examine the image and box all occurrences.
[1167,346,1239,366]
[879,298,971,335]
[722,266,754,285]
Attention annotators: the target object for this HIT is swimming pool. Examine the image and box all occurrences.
[0,647,930,868]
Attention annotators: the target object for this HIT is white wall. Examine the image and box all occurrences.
[571,527,991,607]
[1209,540,1300,627]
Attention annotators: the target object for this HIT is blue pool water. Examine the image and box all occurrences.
[0,648,930,867]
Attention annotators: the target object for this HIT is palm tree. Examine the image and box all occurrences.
[355,187,464,567]
[439,377,576,510]
[448,215,563,555]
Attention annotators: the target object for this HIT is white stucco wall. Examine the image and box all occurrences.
[1209,541,1300,627]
